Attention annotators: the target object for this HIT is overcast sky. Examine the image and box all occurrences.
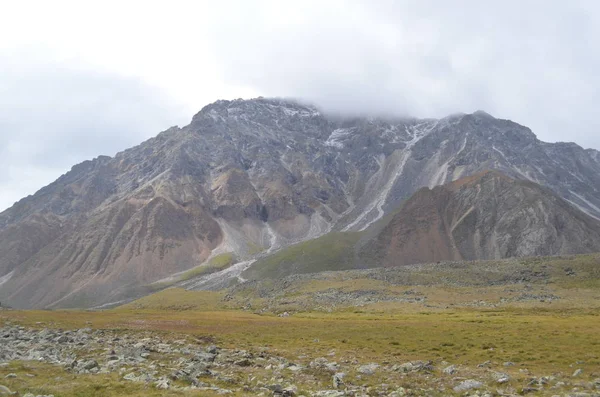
[1,0,599,211]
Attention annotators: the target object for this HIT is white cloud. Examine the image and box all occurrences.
[0,53,187,210]
[1,0,599,210]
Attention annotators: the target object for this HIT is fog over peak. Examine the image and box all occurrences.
[1,1,599,211]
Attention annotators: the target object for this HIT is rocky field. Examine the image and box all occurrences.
[0,318,599,397]
[1,254,599,396]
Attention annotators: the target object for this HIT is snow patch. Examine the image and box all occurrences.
[325,128,353,149]
[277,104,320,118]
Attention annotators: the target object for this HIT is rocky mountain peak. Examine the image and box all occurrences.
[471,110,494,118]
[1,98,599,309]
[191,97,321,126]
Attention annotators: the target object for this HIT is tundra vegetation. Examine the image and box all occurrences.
[1,254,599,396]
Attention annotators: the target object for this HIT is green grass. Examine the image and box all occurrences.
[142,252,237,293]
[2,307,599,376]
[243,232,361,279]
[246,240,264,256]
[118,288,225,311]
[2,254,600,396]
[177,252,236,282]
[0,361,227,397]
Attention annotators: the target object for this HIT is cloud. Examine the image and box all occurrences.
[0,52,187,211]
[202,0,600,149]
[1,1,599,211]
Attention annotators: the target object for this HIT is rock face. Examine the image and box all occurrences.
[362,171,600,267]
[0,98,599,308]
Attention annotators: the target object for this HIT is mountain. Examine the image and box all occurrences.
[1,98,600,308]
[244,171,600,280]
[362,170,600,266]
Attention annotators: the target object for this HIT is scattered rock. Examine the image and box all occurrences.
[268,384,284,393]
[234,358,252,367]
[521,386,539,394]
[155,377,170,389]
[478,360,492,368]
[453,379,483,392]
[332,372,345,389]
[56,335,69,344]
[0,324,582,397]
[82,360,99,370]
[393,361,434,373]
[195,352,217,362]
[442,365,457,375]
[492,372,511,384]
[357,363,379,375]
[313,391,344,397]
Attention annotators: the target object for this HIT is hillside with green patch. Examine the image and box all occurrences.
[242,232,362,280]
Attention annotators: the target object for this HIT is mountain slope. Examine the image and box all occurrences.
[362,170,600,266]
[1,98,600,308]
[245,171,600,280]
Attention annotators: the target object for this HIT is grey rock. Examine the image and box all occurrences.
[357,363,379,375]
[332,372,345,389]
[282,385,297,396]
[56,335,69,343]
[82,360,99,370]
[234,358,252,367]
[309,358,338,373]
[268,384,283,393]
[313,391,345,397]
[392,361,433,373]
[195,352,217,362]
[388,388,407,397]
[155,377,170,390]
[453,379,483,392]
[492,372,511,384]
[442,365,457,375]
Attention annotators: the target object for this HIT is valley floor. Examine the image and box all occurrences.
[1,255,600,396]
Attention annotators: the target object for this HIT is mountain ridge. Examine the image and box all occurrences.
[364,170,600,267]
[243,170,600,281]
[1,97,600,308]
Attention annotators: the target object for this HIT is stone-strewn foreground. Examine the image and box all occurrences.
[1,325,599,396]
